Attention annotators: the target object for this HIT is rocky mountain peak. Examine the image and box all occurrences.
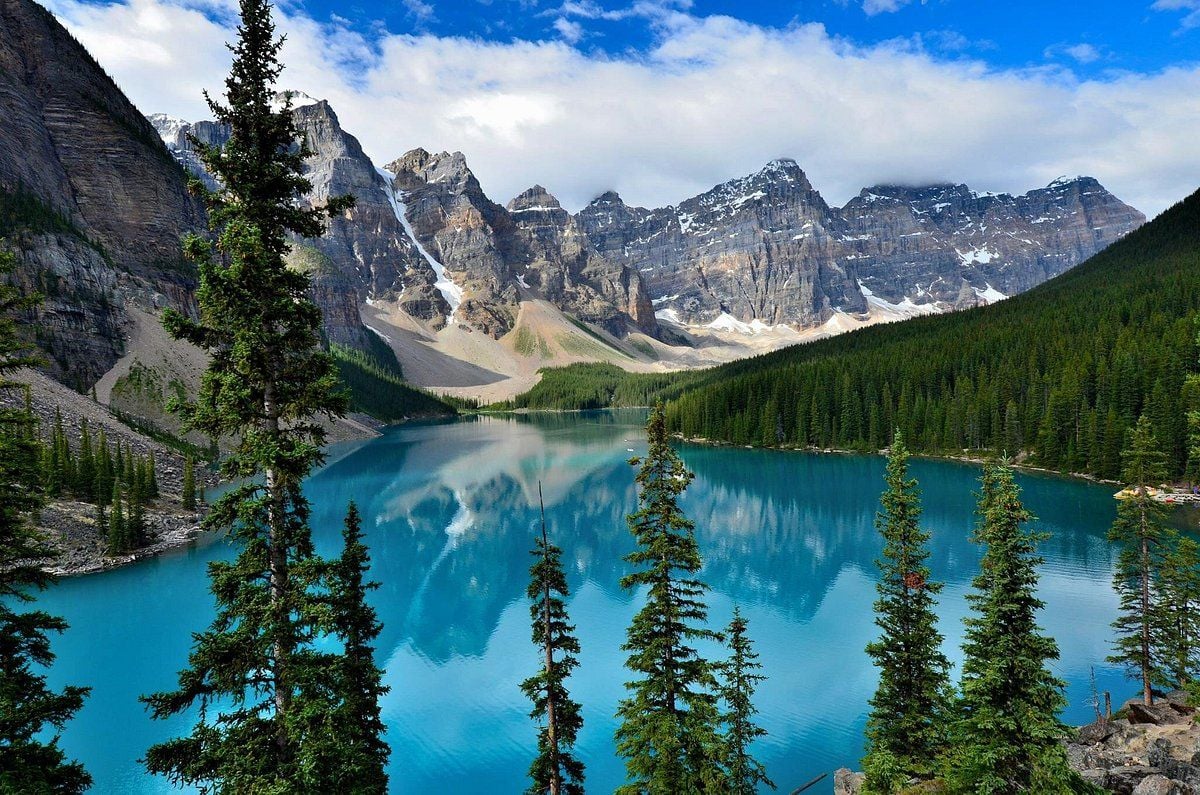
[507,185,563,213]
[387,149,478,193]
[590,190,625,207]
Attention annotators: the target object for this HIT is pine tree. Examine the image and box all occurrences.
[182,455,196,511]
[1108,415,1173,705]
[862,430,951,792]
[141,0,358,788]
[716,608,774,794]
[311,503,390,793]
[946,463,1086,793]
[0,246,91,793]
[147,453,159,499]
[107,482,127,555]
[75,418,94,501]
[1156,536,1200,691]
[615,402,724,794]
[521,484,584,795]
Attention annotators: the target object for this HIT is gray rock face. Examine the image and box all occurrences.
[150,97,452,347]
[386,150,657,338]
[0,0,202,385]
[578,161,1145,326]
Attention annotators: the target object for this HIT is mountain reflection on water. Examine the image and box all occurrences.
[41,410,1126,793]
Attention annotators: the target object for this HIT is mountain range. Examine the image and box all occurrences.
[0,0,1146,426]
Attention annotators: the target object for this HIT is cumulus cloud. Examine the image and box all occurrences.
[43,0,1200,217]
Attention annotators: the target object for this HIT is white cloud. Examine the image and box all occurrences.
[402,0,436,23]
[862,0,910,15]
[1044,42,1104,64]
[42,0,1200,217]
[1154,0,1200,30]
[552,16,584,44]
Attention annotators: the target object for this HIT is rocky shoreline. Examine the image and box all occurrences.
[833,692,1200,794]
[37,497,211,577]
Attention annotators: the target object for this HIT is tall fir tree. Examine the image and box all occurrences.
[181,454,196,511]
[1108,415,1173,705]
[140,0,362,789]
[520,484,584,795]
[862,430,951,792]
[1156,536,1200,691]
[310,502,390,793]
[946,463,1086,793]
[716,608,774,795]
[615,402,724,794]
[0,246,91,793]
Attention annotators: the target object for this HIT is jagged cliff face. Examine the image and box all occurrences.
[839,177,1146,307]
[506,185,658,337]
[578,159,866,326]
[385,150,658,338]
[578,159,1145,326]
[0,0,201,386]
[149,97,1141,347]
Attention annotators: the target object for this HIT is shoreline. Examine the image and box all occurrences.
[672,433,1126,488]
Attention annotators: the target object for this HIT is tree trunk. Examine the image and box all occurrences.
[539,486,560,795]
[1140,495,1153,706]
[265,379,291,754]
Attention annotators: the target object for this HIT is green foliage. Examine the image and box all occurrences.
[661,189,1200,478]
[140,1,379,789]
[0,246,91,793]
[1108,416,1176,704]
[1155,536,1200,691]
[38,414,159,554]
[945,463,1087,793]
[310,503,390,793]
[501,363,701,411]
[182,455,196,511]
[329,342,454,421]
[863,433,951,790]
[520,488,585,795]
[614,403,724,794]
[716,609,774,794]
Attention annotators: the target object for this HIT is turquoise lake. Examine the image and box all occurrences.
[36,410,1135,793]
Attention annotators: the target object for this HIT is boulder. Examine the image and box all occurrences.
[1132,774,1192,795]
[1079,718,1116,744]
[1110,766,1163,794]
[833,768,865,795]
[1128,701,1191,726]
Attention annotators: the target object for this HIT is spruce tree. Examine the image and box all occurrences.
[311,503,390,793]
[862,431,950,792]
[1156,536,1200,691]
[615,402,723,794]
[0,246,91,792]
[716,608,774,794]
[141,0,360,788]
[75,418,94,502]
[107,482,126,555]
[182,455,196,511]
[147,453,159,499]
[521,484,584,795]
[946,463,1085,793]
[1108,415,1173,705]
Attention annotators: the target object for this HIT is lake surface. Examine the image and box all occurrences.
[38,410,1133,793]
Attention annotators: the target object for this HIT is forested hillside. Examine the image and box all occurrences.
[663,189,1200,479]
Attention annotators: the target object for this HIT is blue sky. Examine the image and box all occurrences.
[305,0,1198,76]
[46,0,1200,216]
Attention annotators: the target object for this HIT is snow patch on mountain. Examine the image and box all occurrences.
[379,168,463,323]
